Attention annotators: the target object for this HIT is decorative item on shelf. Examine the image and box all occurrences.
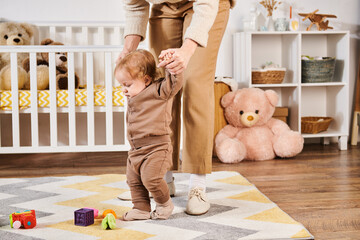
[301,117,333,134]
[244,6,260,31]
[259,0,282,31]
[252,62,286,84]
[274,17,288,31]
[301,56,336,83]
[298,9,337,31]
[289,6,299,31]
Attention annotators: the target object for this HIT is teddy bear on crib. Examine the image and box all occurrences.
[0,21,34,90]
[23,38,80,89]
[215,88,304,163]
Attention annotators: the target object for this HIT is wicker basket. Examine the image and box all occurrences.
[301,117,333,134]
[301,57,336,83]
[252,68,286,84]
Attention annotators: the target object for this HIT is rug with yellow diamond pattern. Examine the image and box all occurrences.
[0,171,313,240]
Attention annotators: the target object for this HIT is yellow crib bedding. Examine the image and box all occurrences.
[0,86,124,110]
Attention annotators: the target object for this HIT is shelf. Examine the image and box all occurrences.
[234,31,350,150]
[252,83,298,88]
[301,82,346,87]
[302,129,348,138]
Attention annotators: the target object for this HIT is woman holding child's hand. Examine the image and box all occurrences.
[118,0,235,216]
[157,39,197,75]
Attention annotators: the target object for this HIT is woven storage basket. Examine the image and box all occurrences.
[252,68,286,84]
[301,117,333,134]
[301,57,336,83]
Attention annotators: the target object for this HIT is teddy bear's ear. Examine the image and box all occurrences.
[20,23,35,38]
[221,91,236,108]
[265,90,278,107]
[41,38,54,45]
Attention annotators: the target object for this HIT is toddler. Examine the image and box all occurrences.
[114,49,182,220]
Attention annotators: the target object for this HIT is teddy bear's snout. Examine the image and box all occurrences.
[60,56,67,62]
[240,112,259,127]
[7,36,23,45]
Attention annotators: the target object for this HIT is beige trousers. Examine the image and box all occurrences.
[149,0,230,174]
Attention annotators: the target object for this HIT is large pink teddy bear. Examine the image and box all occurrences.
[215,88,304,163]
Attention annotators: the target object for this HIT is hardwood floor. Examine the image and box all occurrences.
[1,143,360,239]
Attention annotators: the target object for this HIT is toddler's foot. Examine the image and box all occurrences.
[122,209,150,221]
[150,198,174,220]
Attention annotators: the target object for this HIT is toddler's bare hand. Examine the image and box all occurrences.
[159,51,174,64]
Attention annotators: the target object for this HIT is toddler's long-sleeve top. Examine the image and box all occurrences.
[126,71,183,147]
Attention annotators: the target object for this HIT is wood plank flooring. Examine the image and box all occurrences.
[1,144,360,239]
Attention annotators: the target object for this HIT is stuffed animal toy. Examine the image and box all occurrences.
[215,88,304,163]
[22,57,50,90]
[0,22,34,90]
[23,38,80,90]
[22,48,50,90]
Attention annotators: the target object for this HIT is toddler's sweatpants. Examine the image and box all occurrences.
[126,137,172,212]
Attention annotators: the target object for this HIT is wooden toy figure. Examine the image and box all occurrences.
[298,9,337,31]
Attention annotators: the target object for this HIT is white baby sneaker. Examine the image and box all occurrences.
[185,187,210,215]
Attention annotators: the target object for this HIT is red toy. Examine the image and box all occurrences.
[9,210,37,229]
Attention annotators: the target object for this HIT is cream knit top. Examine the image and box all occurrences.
[123,0,235,47]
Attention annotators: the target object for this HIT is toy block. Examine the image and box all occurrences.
[74,208,94,226]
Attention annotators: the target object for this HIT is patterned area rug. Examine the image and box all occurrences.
[0,171,313,240]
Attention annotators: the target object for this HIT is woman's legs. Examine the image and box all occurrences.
[181,0,230,174]
[149,0,230,215]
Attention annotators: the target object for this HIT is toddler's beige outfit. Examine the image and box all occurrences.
[124,71,182,220]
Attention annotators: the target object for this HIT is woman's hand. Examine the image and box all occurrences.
[158,38,198,75]
[116,35,141,64]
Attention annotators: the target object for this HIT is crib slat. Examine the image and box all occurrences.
[98,27,105,45]
[86,52,95,146]
[66,26,72,45]
[105,52,113,146]
[49,52,58,147]
[114,26,121,45]
[10,53,20,148]
[81,27,89,88]
[68,52,76,146]
[29,53,39,147]
[49,26,56,40]
[82,27,89,45]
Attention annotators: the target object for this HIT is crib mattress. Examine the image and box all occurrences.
[0,86,125,110]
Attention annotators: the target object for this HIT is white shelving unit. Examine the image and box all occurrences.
[233,31,350,150]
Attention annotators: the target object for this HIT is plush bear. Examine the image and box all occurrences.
[40,38,79,89]
[22,49,50,90]
[23,38,80,90]
[0,22,34,90]
[215,88,304,163]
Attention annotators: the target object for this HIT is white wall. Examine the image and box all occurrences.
[1,0,359,142]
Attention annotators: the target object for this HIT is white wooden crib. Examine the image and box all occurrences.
[0,21,133,153]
